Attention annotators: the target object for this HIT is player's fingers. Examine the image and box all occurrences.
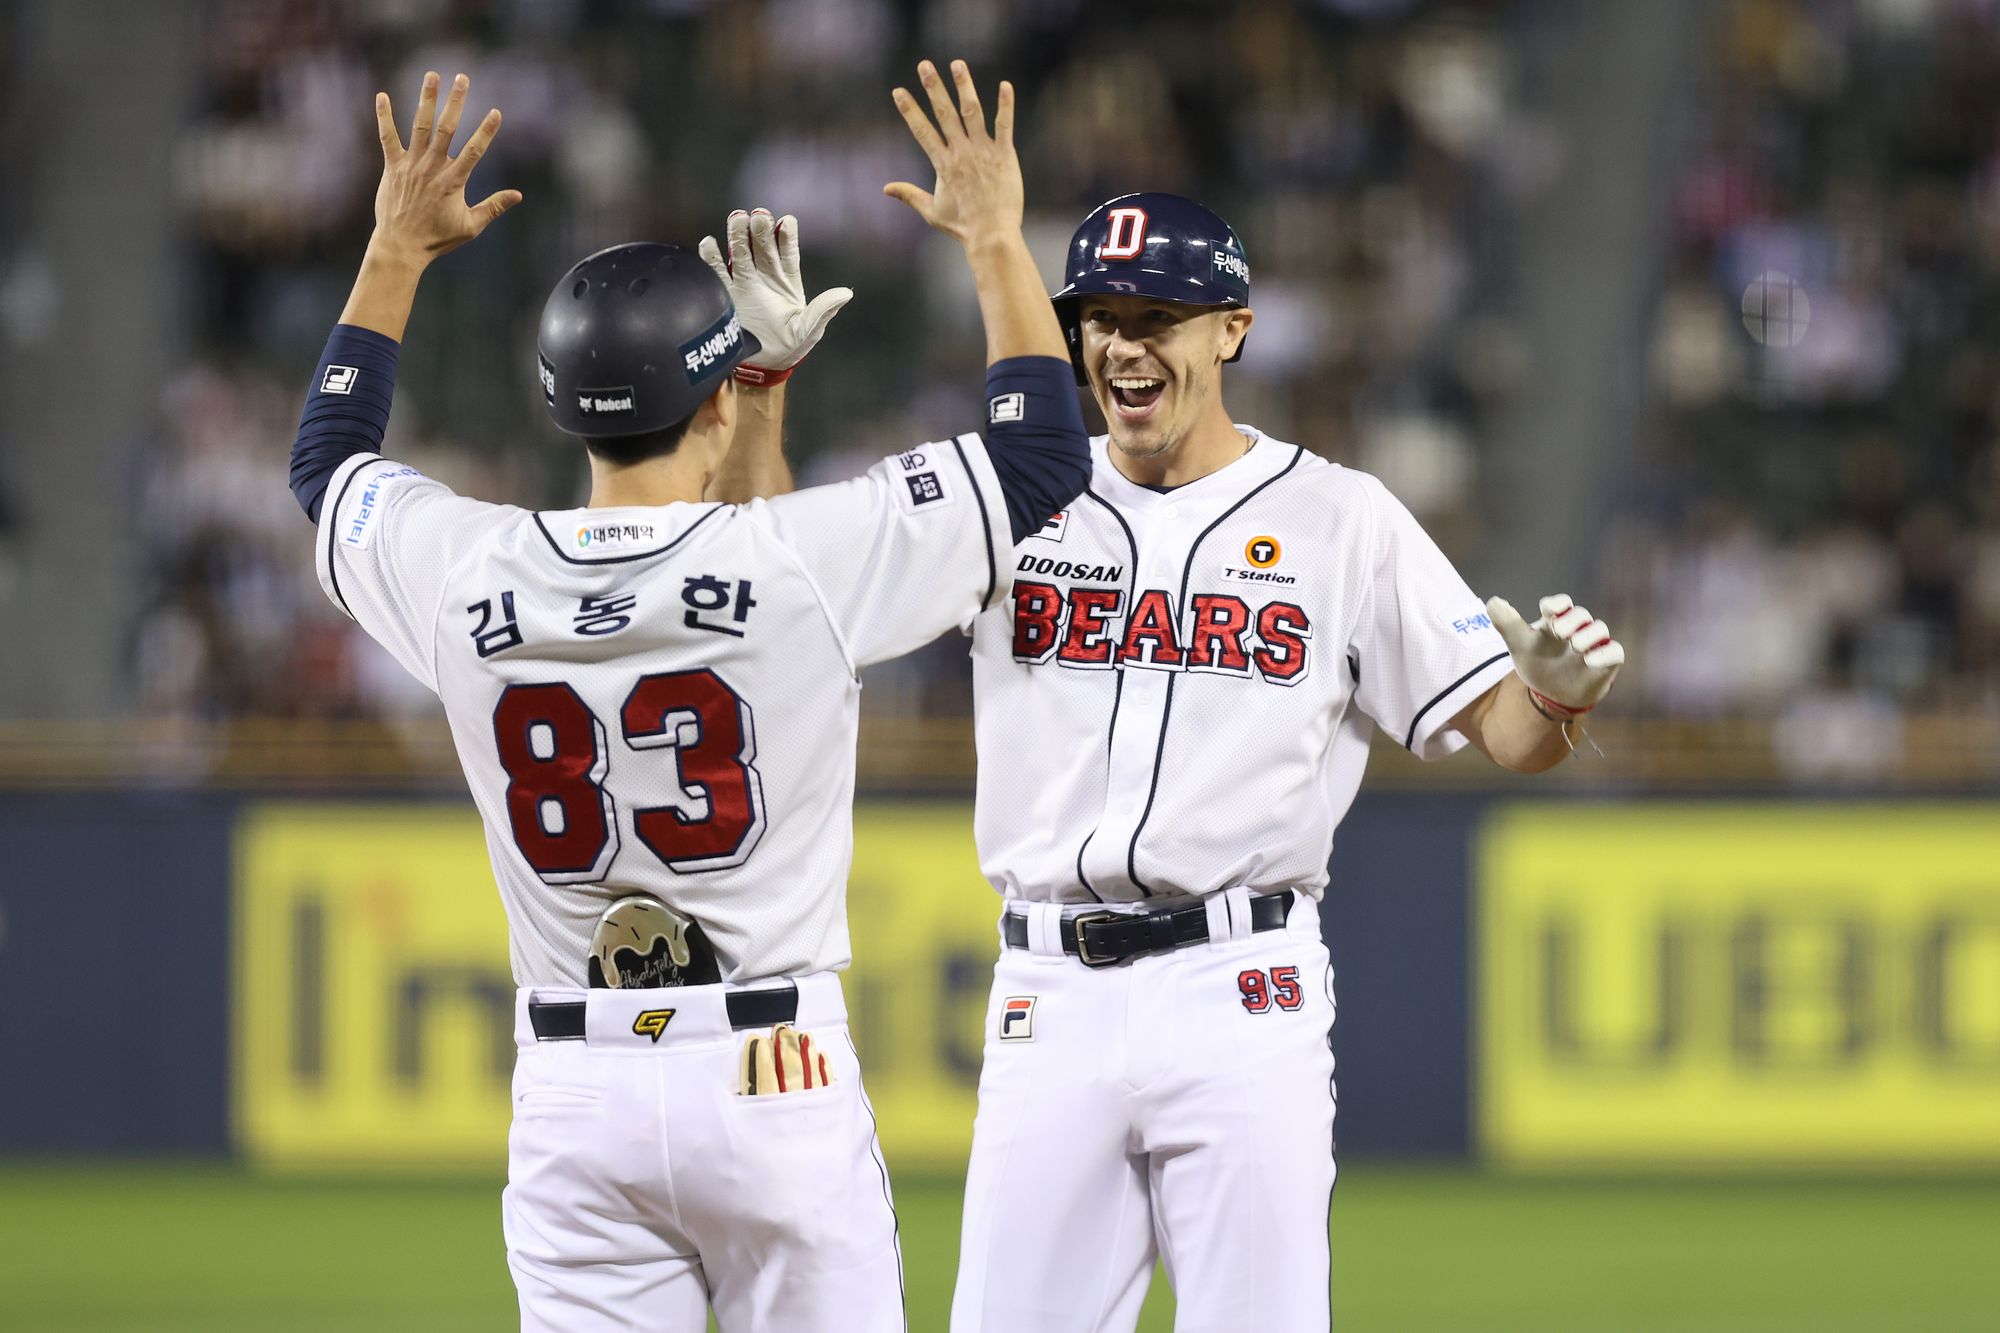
[432,73,469,155]
[890,86,946,165]
[916,60,962,145]
[409,70,439,151]
[800,286,854,338]
[697,234,730,283]
[1537,592,1574,624]
[748,208,782,280]
[776,214,801,282]
[448,107,501,182]
[1484,594,1533,646]
[882,181,936,220]
[950,59,985,138]
[1582,638,1626,671]
[469,188,523,233]
[726,209,752,276]
[1547,603,1592,640]
[1570,616,1615,655]
[995,80,1015,148]
[374,92,405,160]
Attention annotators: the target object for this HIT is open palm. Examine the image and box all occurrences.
[371,71,521,262]
[884,60,1022,249]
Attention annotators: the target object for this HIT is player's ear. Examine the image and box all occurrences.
[704,378,738,434]
[1218,306,1253,362]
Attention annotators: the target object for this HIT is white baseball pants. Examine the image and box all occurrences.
[503,974,905,1332]
[952,890,1337,1333]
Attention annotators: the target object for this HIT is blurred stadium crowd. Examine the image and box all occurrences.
[1607,0,2000,779]
[85,0,2000,784]
[128,0,1528,728]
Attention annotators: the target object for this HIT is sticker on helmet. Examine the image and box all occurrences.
[680,309,746,387]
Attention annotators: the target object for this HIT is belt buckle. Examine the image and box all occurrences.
[1071,911,1123,969]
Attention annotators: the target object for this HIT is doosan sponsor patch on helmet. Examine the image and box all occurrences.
[680,309,745,386]
[1212,250,1249,283]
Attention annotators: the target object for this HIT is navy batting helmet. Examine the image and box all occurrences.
[1051,192,1250,381]
[537,242,761,439]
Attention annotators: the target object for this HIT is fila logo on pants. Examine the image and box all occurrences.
[1000,996,1036,1041]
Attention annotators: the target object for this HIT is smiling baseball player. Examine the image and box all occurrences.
[285,64,1085,1332]
[941,194,1629,1331]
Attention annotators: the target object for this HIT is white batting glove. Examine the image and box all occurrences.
[697,208,853,385]
[1485,593,1625,720]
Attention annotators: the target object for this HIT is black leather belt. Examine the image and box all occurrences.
[528,985,799,1041]
[1001,891,1295,969]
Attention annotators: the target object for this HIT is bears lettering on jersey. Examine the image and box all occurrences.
[1010,579,1311,686]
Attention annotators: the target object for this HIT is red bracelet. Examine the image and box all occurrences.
[1528,687,1590,722]
[733,362,794,387]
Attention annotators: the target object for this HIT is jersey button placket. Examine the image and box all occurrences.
[1086,502,1187,895]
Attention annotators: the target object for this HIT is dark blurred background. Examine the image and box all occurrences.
[10,0,2000,787]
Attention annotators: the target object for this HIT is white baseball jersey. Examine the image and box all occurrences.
[316,437,1008,985]
[969,426,1513,904]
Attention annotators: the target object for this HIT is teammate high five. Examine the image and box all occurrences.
[288,63,1086,1333]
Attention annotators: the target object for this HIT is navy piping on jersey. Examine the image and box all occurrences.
[320,457,376,620]
[530,505,726,566]
[1122,443,1306,895]
[1323,956,1338,1328]
[1401,650,1509,750]
[950,435,1001,610]
[845,1032,906,1308]
[1071,485,1139,902]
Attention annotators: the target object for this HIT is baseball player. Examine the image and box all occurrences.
[285,65,1086,1331]
[940,194,1631,1331]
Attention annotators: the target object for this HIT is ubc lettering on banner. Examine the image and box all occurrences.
[1481,805,2000,1167]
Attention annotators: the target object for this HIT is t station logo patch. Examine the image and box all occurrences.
[1221,534,1297,585]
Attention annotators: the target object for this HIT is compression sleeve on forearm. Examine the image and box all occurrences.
[291,324,401,522]
[982,355,1092,544]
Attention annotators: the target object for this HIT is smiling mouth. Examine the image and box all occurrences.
[1108,376,1166,418]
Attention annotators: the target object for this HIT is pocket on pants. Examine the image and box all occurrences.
[513,1044,608,1119]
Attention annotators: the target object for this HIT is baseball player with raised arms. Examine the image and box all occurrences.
[285,64,1085,1331]
[942,194,1630,1331]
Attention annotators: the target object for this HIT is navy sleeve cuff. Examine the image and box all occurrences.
[982,355,1091,544]
[291,324,401,522]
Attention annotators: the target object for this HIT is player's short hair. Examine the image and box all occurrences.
[582,410,698,467]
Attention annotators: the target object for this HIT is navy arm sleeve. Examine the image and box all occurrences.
[290,324,401,522]
[982,355,1091,543]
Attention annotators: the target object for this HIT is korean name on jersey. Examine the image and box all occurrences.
[314,440,1010,988]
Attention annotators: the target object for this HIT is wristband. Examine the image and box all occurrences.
[1527,687,1589,723]
[734,362,794,387]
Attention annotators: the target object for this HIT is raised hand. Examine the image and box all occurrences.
[369,71,522,267]
[1485,593,1625,717]
[883,60,1021,250]
[698,209,854,382]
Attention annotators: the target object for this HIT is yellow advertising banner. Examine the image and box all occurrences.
[1479,804,2000,1167]
[234,803,1000,1170]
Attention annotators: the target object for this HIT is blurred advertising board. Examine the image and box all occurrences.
[1478,805,2000,1167]
[232,802,997,1170]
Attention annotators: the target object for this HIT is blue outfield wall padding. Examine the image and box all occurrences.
[0,789,1493,1159]
[0,791,236,1154]
[1321,792,1487,1157]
